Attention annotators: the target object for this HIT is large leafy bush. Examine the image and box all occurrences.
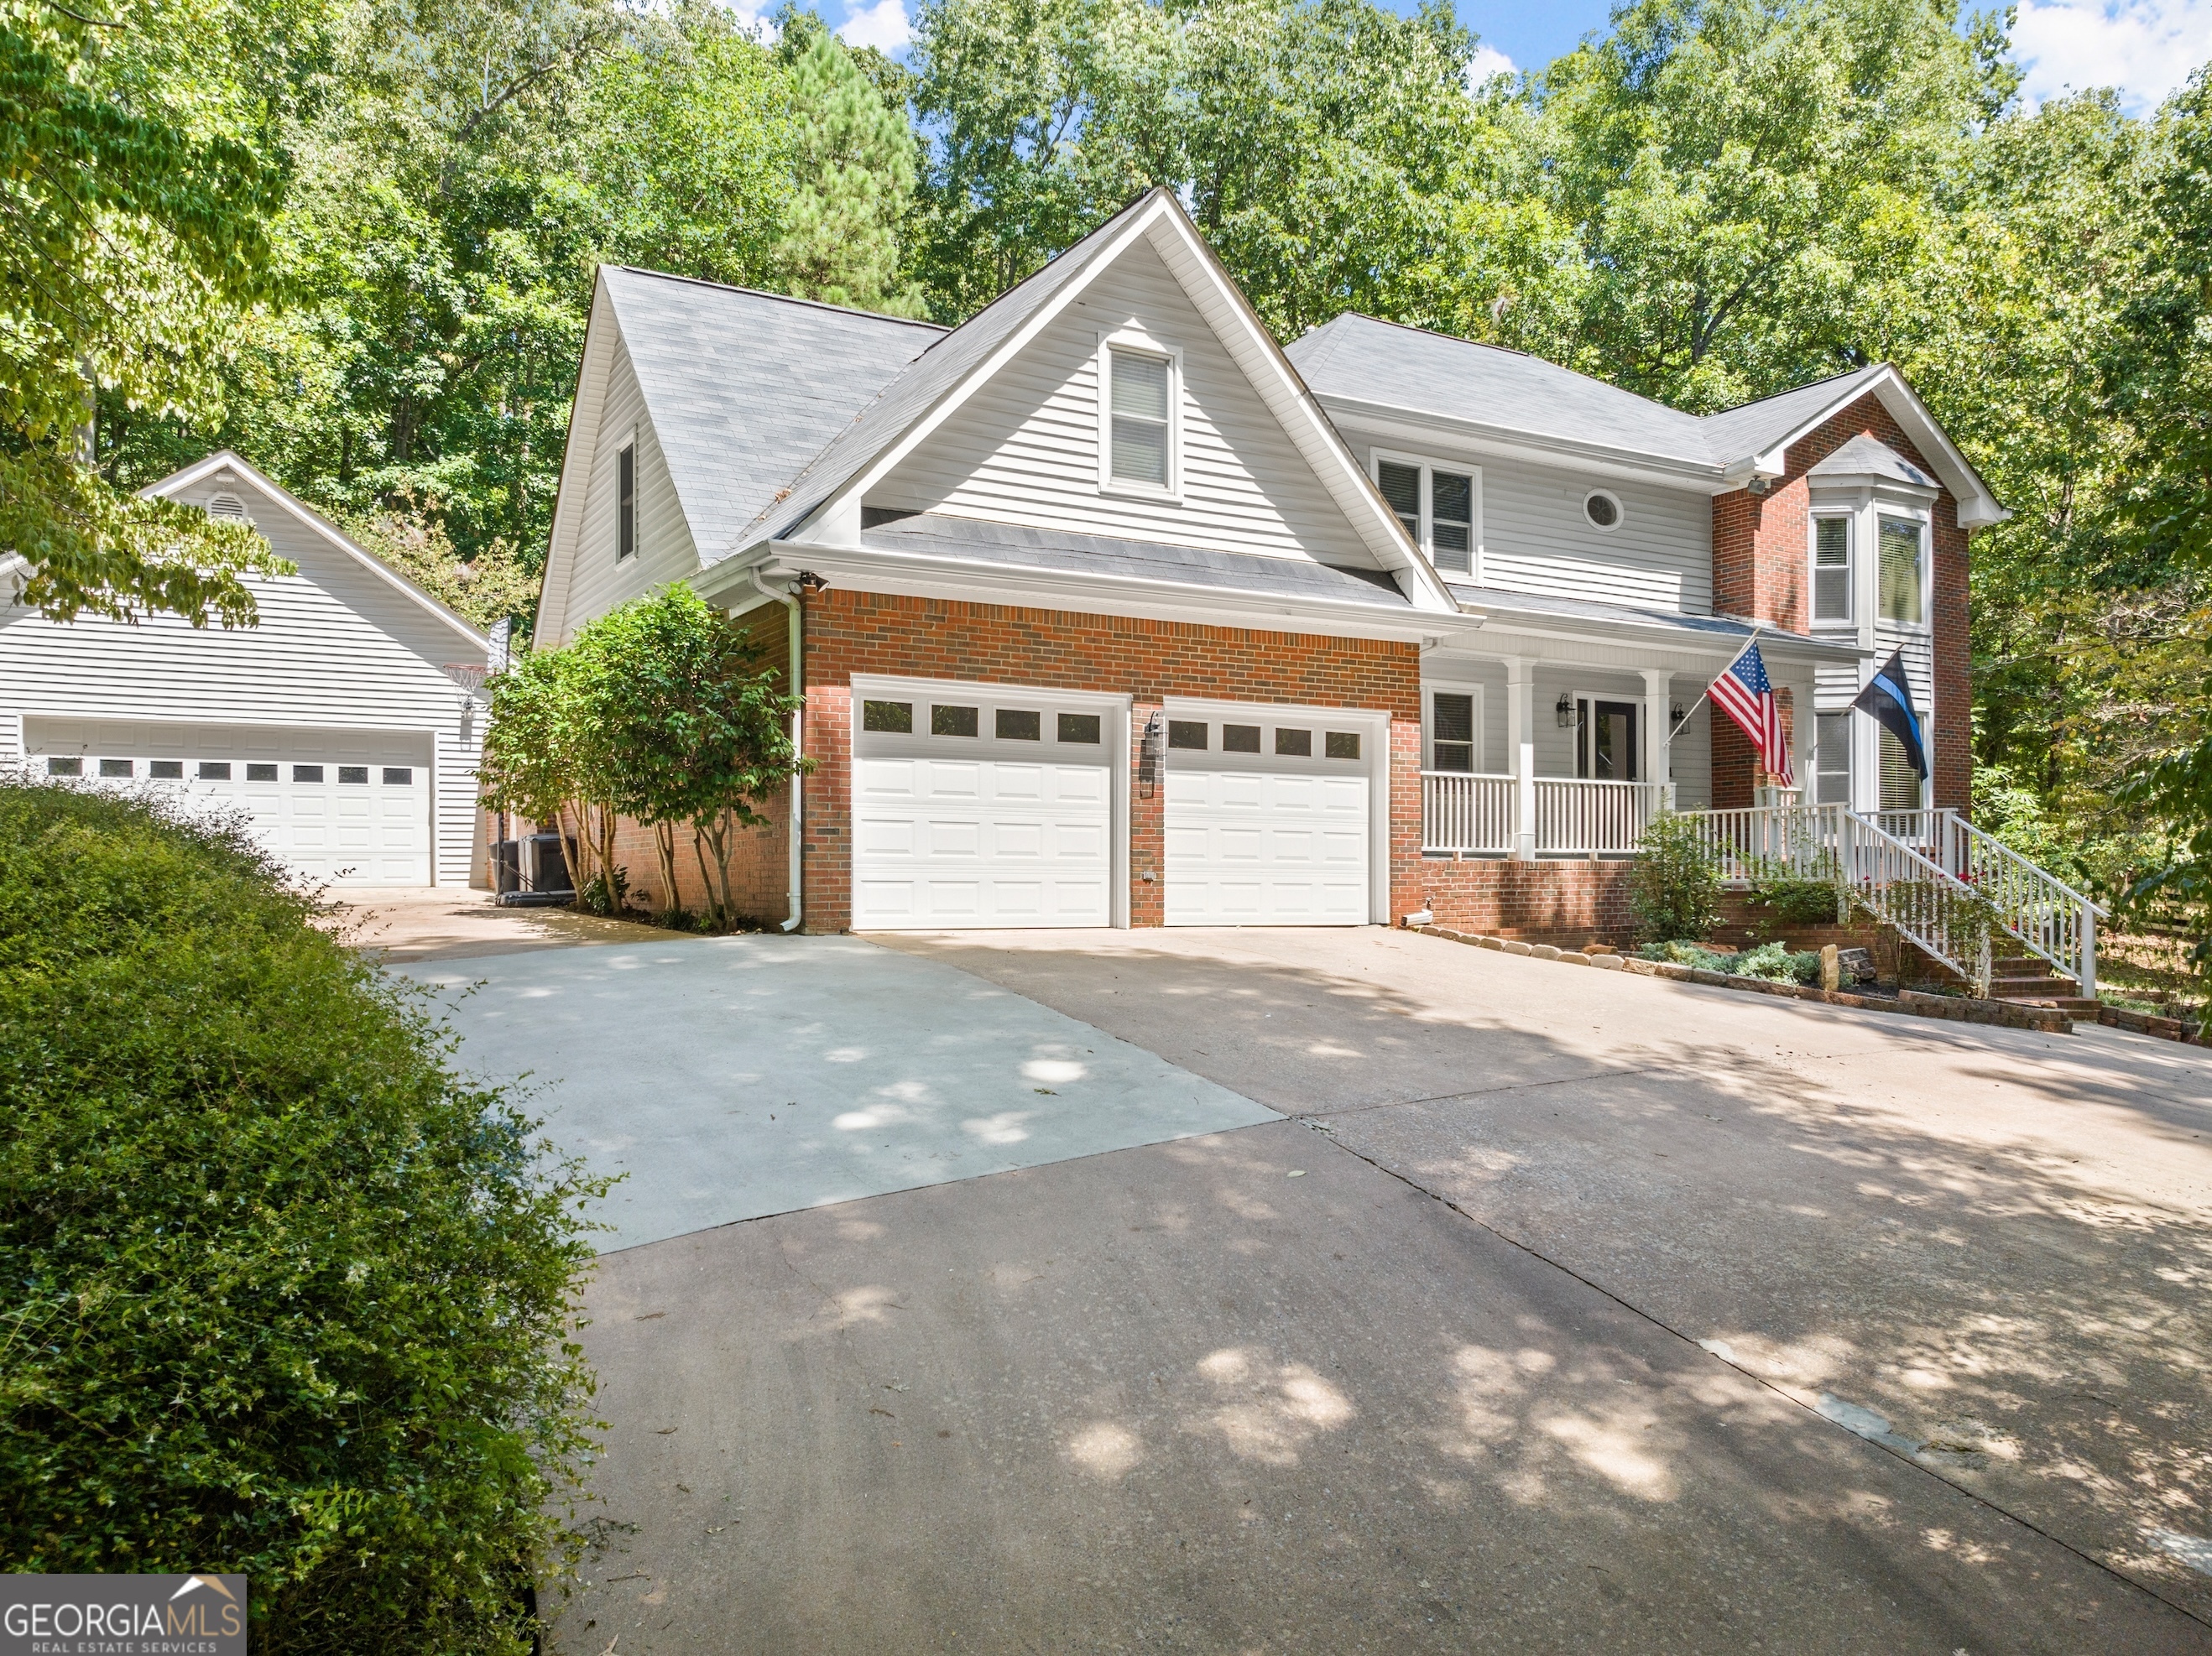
[1629,810,1722,944]
[0,780,601,1651]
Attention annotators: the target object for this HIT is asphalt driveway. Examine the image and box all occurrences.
[383,919,2211,1651]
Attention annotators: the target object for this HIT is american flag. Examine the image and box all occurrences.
[1708,641,1793,785]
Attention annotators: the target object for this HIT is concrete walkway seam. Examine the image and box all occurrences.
[1296,1114,2212,1630]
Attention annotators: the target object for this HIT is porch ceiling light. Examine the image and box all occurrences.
[1555,692,1578,728]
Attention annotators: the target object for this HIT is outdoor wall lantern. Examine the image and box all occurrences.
[1555,692,1578,728]
[1671,701,1687,726]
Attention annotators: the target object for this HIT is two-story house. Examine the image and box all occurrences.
[533,189,2000,940]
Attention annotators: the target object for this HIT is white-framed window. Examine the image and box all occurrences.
[1878,513,1926,625]
[1372,451,1481,576]
[1812,514,1851,623]
[1813,711,1851,805]
[1424,685,1483,772]
[1583,489,1624,532]
[1098,333,1180,497]
[616,441,636,561]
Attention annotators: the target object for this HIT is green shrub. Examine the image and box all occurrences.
[1639,939,1823,984]
[1745,873,1843,927]
[1630,810,1722,944]
[0,779,603,1651]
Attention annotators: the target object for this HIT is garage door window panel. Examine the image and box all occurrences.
[996,709,1041,741]
[932,704,979,737]
[1274,728,1312,758]
[1223,723,1261,753]
[864,700,914,733]
[1057,712,1101,745]
[1168,721,1208,750]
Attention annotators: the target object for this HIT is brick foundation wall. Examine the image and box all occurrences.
[1414,857,1638,947]
[796,587,1423,933]
[1709,390,1973,812]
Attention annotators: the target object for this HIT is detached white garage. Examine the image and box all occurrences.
[1,452,492,889]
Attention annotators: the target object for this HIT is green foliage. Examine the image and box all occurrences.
[0,778,602,1648]
[1640,938,1823,984]
[775,22,926,315]
[1629,810,1722,945]
[1,0,300,625]
[480,587,807,925]
[1745,873,1843,927]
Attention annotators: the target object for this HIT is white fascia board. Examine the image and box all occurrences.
[782,200,1176,551]
[1467,608,1866,665]
[1143,214,1458,613]
[700,542,1489,647]
[1724,365,2008,528]
[143,450,491,654]
[1315,394,1728,491]
[535,273,620,643]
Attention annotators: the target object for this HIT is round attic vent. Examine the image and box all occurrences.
[1583,489,1623,531]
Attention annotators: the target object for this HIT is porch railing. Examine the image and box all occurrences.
[1682,802,2100,997]
[1421,772,1515,855]
[1535,778,1663,856]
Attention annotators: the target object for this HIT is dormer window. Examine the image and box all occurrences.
[1107,347,1173,488]
[1812,515,1851,622]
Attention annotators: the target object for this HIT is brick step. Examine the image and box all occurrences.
[1988,976,2082,999]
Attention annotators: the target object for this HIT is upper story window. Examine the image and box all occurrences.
[1373,454,1479,575]
[617,442,637,561]
[1812,515,1851,623]
[1104,345,1175,492]
[1878,515,1924,624]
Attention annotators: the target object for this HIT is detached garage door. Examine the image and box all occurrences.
[852,685,1114,930]
[1165,710,1370,925]
[26,716,433,886]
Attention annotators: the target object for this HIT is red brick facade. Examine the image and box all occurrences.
[793,587,1422,934]
[1415,858,1637,946]
[1709,390,1971,812]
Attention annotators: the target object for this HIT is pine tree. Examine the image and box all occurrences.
[775,28,928,316]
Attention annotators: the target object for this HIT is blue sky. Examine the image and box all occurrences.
[824,0,2212,118]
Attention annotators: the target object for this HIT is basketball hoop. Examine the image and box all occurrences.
[441,664,491,698]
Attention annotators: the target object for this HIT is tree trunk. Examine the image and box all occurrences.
[691,822,722,929]
[653,820,681,922]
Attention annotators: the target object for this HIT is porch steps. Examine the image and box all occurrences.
[1985,955,2097,1016]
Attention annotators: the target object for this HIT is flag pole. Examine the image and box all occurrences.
[1664,622,1763,750]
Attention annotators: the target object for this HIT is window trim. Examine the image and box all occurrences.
[1876,510,1931,630]
[1812,710,1853,806]
[1096,331,1182,502]
[1422,682,1486,773]
[1368,448,1484,580]
[1567,687,1641,783]
[1582,489,1625,533]
[1809,511,1854,628]
[616,438,637,562]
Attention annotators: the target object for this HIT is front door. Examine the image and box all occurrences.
[1578,700,1638,782]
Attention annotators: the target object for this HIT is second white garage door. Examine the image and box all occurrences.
[1165,710,1371,925]
[851,684,1118,930]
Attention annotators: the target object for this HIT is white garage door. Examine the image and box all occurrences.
[26,716,434,887]
[1164,710,1370,925]
[851,685,1115,930]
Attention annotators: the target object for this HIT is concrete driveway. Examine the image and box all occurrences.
[517,924,2212,1653]
[401,935,1273,1251]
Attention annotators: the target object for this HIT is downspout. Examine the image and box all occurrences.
[748,565,804,932]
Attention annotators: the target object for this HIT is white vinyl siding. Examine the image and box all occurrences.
[0,473,485,885]
[556,331,699,638]
[871,240,1375,567]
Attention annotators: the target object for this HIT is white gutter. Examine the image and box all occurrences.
[746,565,805,933]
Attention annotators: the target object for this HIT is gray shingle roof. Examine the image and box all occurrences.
[738,190,1168,557]
[1445,582,1863,659]
[864,513,1411,607]
[1806,432,1938,488]
[1287,313,1894,476]
[603,268,942,566]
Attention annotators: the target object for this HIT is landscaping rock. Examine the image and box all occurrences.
[1530,944,1561,961]
[1559,951,1592,966]
[1590,953,1624,971]
[1503,940,1531,956]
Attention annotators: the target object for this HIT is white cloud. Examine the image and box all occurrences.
[2014,1,2212,114]
[839,0,911,54]
[1467,44,1517,90]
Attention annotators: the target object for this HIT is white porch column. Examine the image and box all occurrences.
[1507,658,1536,861]
[1640,669,1673,810]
